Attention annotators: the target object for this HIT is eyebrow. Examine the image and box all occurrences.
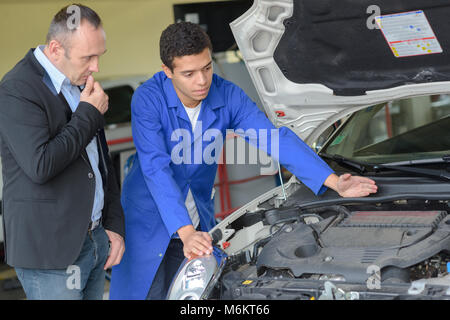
[180,60,212,74]
[84,49,108,58]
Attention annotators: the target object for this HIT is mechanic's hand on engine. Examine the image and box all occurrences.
[178,225,213,260]
[325,173,378,197]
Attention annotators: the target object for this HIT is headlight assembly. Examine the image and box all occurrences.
[167,254,218,300]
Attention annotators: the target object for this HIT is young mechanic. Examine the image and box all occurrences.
[109,22,377,300]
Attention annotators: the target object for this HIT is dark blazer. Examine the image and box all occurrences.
[0,49,125,269]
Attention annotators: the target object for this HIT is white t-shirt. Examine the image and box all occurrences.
[183,101,202,131]
[182,102,202,229]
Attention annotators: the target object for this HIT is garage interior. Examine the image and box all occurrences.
[0,0,285,300]
[3,0,448,302]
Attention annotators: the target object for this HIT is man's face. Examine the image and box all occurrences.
[55,21,106,86]
[163,47,213,108]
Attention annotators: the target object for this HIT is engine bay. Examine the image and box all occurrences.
[212,200,450,299]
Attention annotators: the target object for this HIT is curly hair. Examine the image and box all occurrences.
[160,22,213,71]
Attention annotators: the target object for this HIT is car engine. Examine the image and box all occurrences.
[213,201,450,300]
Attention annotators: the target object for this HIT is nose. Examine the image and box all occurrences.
[89,56,99,73]
[197,71,207,86]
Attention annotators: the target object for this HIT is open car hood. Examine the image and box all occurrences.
[230,0,450,144]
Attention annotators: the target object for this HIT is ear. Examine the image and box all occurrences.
[46,39,64,61]
[162,64,173,79]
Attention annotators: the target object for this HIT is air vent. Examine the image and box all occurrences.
[339,211,447,228]
[361,249,384,264]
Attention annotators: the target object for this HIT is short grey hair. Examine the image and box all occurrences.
[46,3,102,56]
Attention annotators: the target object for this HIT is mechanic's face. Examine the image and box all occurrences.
[50,21,106,86]
[163,47,213,108]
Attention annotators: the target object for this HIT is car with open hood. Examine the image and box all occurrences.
[167,0,450,300]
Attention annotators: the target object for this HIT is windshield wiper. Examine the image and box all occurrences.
[374,164,450,181]
[381,155,450,166]
[376,155,450,181]
[319,153,370,174]
[320,153,450,181]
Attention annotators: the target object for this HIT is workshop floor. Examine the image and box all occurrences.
[0,262,24,300]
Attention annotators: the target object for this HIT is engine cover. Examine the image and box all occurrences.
[257,210,450,282]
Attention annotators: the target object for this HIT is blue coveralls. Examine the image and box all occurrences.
[109,72,334,299]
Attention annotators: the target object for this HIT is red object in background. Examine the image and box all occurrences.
[275,110,285,117]
[107,137,133,146]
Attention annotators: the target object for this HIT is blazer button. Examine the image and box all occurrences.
[88,172,94,179]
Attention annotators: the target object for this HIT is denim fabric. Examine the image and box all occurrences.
[15,225,109,300]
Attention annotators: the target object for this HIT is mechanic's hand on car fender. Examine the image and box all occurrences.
[325,173,378,197]
[178,225,213,260]
[80,75,109,115]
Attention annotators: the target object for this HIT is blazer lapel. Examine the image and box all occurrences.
[57,91,92,169]
[96,129,109,187]
[57,91,73,121]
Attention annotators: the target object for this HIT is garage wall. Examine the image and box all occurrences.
[0,0,227,80]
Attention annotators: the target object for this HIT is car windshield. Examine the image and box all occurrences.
[321,94,450,165]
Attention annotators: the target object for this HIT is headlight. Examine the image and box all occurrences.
[167,254,218,300]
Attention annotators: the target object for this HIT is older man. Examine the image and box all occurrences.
[0,4,125,299]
